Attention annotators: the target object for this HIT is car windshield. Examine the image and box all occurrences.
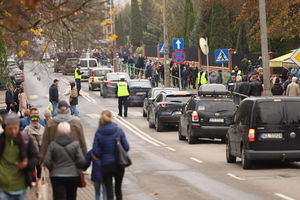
[66,60,78,66]
[80,60,97,68]
[129,81,151,88]
[95,70,110,76]
[196,100,235,114]
[107,73,130,81]
[166,95,192,103]
[255,102,284,125]
[153,89,178,98]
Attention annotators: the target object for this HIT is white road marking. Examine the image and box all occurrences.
[116,116,167,146]
[226,173,246,181]
[86,114,100,119]
[29,95,38,100]
[190,157,203,164]
[114,116,161,147]
[275,193,296,200]
[166,147,176,152]
[131,111,142,117]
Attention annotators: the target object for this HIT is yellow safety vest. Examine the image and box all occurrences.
[74,68,82,79]
[198,72,208,85]
[117,82,129,97]
[232,70,242,75]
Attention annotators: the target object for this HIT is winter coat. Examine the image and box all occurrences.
[49,84,59,103]
[0,132,39,189]
[83,150,103,182]
[5,89,14,105]
[92,123,129,166]
[209,74,219,84]
[23,124,45,152]
[286,82,300,97]
[271,83,284,95]
[249,80,263,96]
[44,134,85,177]
[18,92,27,112]
[40,114,87,161]
[65,88,78,105]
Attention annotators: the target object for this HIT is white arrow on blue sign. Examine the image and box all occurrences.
[173,38,184,50]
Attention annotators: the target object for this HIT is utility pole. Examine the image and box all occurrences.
[111,0,118,72]
[259,0,271,96]
[163,0,170,87]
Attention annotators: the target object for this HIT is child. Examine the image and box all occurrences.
[83,150,107,200]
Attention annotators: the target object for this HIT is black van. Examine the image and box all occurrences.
[226,97,300,169]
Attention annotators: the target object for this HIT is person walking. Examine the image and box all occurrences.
[13,85,20,113]
[271,78,284,96]
[286,77,300,97]
[44,122,85,200]
[64,82,79,116]
[5,83,15,113]
[49,79,59,116]
[197,68,208,88]
[83,150,107,200]
[0,113,39,200]
[40,100,87,161]
[18,87,27,117]
[116,75,130,117]
[74,64,84,96]
[92,110,129,200]
[44,109,52,125]
[21,107,46,131]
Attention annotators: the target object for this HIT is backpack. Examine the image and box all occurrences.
[20,131,30,150]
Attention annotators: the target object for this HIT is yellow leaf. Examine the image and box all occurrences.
[108,10,115,15]
[30,28,43,36]
[59,7,67,12]
[20,40,29,47]
[19,50,26,58]
[108,34,118,41]
[42,45,49,51]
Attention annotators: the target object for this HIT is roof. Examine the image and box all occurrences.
[269,50,296,68]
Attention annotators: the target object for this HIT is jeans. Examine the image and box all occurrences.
[70,105,79,116]
[51,101,58,116]
[50,176,80,200]
[75,79,81,95]
[94,182,107,200]
[118,96,128,117]
[0,190,27,200]
[102,164,125,200]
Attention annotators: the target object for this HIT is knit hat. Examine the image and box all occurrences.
[58,100,70,110]
[4,113,20,125]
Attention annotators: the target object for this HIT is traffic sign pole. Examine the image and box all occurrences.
[179,64,182,90]
[206,37,210,84]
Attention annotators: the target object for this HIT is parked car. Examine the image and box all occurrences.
[53,52,78,72]
[148,91,193,132]
[226,97,300,169]
[178,95,236,144]
[78,58,99,80]
[88,68,112,91]
[100,72,130,98]
[128,80,152,107]
[62,58,80,75]
[143,88,180,117]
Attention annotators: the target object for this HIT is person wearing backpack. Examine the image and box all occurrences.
[0,113,39,200]
[92,110,129,200]
[44,122,85,200]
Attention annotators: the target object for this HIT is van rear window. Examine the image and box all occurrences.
[196,101,235,114]
[286,102,300,124]
[255,102,284,125]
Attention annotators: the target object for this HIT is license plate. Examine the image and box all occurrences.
[136,92,146,96]
[172,111,182,115]
[209,118,224,123]
[260,133,283,139]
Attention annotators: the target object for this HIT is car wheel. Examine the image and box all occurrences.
[178,124,186,141]
[155,116,163,132]
[241,146,253,169]
[148,111,155,128]
[226,140,236,163]
[143,109,147,117]
[187,125,197,144]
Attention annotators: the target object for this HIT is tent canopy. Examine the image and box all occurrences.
[269,50,296,68]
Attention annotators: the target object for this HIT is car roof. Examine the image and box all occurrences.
[243,97,300,102]
[152,87,179,91]
[91,67,111,71]
[163,91,193,96]
[194,96,234,102]
[129,79,150,82]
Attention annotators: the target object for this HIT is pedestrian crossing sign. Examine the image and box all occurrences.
[159,43,167,54]
[291,48,300,67]
[215,49,229,63]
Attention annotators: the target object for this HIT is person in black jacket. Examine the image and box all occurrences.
[0,113,39,199]
[49,79,59,116]
[249,75,263,96]
[5,83,15,113]
[271,78,284,96]
[13,86,20,113]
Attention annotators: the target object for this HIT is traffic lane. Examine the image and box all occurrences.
[50,72,300,200]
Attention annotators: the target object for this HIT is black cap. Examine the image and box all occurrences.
[54,79,59,83]
[58,100,70,110]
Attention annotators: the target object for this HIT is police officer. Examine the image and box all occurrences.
[231,66,242,77]
[117,75,130,117]
[197,68,208,88]
[74,64,84,96]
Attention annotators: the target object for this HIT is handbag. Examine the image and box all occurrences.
[38,167,48,200]
[115,128,132,168]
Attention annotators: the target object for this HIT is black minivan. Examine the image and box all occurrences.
[226,97,300,169]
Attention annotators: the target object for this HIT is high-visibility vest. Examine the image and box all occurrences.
[74,68,82,79]
[198,72,208,85]
[117,82,129,97]
[232,70,242,75]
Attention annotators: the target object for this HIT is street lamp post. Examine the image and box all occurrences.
[259,0,271,96]
[163,0,170,87]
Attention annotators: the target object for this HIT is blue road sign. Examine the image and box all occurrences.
[159,43,165,54]
[215,49,229,63]
[173,38,184,50]
[172,50,186,64]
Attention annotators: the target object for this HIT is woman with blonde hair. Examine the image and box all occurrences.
[92,110,129,200]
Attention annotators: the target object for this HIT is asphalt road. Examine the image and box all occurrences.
[24,61,300,200]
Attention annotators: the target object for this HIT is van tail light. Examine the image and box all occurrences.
[248,129,256,142]
[159,104,169,108]
[192,111,199,122]
[105,82,112,86]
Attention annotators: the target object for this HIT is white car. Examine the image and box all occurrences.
[78,58,99,80]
